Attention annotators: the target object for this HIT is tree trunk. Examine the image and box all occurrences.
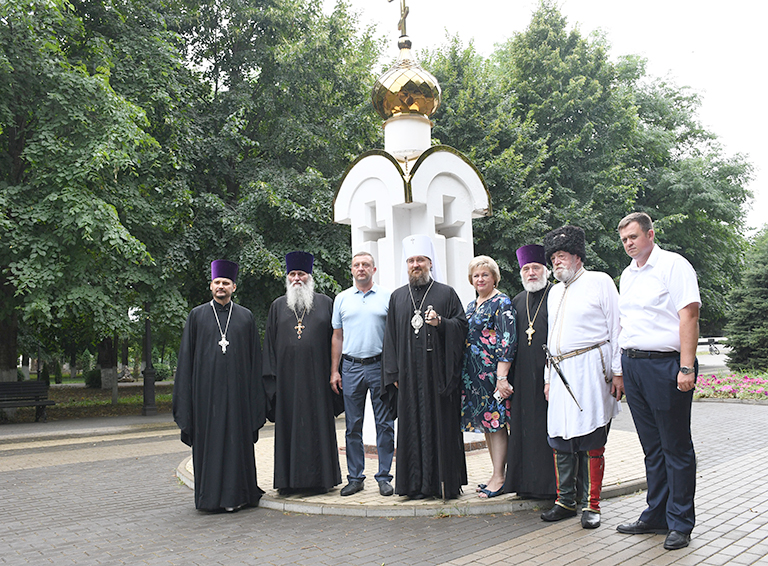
[0,280,18,382]
[69,350,77,379]
[98,337,117,390]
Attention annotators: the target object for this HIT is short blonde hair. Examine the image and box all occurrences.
[467,255,501,286]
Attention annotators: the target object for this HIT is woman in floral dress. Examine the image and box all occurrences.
[461,256,517,498]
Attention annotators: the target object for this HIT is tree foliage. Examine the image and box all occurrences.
[725,228,768,370]
[424,2,751,333]
[0,0,755,374]
[1,0,158,377]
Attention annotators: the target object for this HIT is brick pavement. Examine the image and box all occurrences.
[177,407,645,517]
[0,401,766,565]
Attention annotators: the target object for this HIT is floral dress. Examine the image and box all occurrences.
[460,293,517,433]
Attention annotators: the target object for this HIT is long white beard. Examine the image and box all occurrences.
[553,265,576,283]
[521,267,551,293]
[286,276,315,313]
[523,278,549,293]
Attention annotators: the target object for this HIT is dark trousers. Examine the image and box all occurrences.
[622,354,697,534]
[342,358,395,483]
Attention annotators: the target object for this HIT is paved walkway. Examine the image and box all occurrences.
[2,398,767,564]
[175,406,644,517]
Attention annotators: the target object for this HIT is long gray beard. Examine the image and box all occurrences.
[286,276,315,313]
[408,271,431,287]
[523,278,549,293]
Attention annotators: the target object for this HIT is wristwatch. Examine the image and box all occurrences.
[680,366,695,375]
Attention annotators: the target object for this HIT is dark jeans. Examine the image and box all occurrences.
[342,358,395,483]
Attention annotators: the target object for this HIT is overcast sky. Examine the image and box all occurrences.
[323,0,766,235]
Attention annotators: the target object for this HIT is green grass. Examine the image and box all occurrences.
[58,393,173,408]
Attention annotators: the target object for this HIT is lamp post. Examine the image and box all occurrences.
[142,301,157,416]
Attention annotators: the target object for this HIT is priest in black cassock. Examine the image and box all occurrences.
[381,235,468,500]
[173,259,266,512]
[503,244,557,499]
[263,251,341,494]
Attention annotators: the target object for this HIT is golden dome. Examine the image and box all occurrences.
[371,36,441,120]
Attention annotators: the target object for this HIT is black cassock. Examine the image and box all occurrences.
[173,301,266,511]
[382,280,468,499]
[262,294,341,491]
[503,285,557,499]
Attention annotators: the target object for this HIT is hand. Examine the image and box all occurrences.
[496,379,514,399]
[330,371,342,394]
[677,371,696,392]
[544,383,549,402]
[611,374,624,401]
[425,307,440,327]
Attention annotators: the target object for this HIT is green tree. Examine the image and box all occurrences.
[173,0,383,325]
[492,1,641,272]
[444,1,751,332]
[423,36,550,293]
[725,228,768,370]
[0,0,157,380]
[619,62,752,332]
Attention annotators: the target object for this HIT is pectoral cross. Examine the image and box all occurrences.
[295,321,305,339]
[525,324,535,346]
[218,336,229,354]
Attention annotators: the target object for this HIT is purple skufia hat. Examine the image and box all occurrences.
[285,251,314,274]
[211,259,239,282]
[516,244,546,269]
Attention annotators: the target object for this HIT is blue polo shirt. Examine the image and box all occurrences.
[332,283,391,358]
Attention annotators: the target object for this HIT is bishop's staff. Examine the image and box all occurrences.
[542,344,583,412]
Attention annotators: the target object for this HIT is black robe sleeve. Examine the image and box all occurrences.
[433,287,469,396]
[262,300,279,423]
[173,310,196,446]
[249,312,266,441]
[381,291,400,418]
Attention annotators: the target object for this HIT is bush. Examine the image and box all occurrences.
[17,368,25,381]
[53,361,63,384]
[84,368,102,389]
[78,349,94,373]
[38,363,50,386]
[154,364,172,381]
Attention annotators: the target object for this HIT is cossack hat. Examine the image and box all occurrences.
[516,244,546,269]
[543,226,586,265]
[285,251,314,274]
[211,260,239,283]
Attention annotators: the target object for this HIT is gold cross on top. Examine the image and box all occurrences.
[388,0,409,36]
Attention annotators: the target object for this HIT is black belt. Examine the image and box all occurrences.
[621,348,679,359]
[343,354,381,365]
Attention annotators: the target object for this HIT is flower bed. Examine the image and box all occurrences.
[695,372,768,400]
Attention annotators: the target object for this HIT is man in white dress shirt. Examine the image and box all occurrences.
[540,226,624,529]
[615,212,700,551]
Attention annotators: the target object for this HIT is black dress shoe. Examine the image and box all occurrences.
[340,480,364,496]
[408,493,428,500]
[378,480,394,496]
[616,519,669,535]
[581,510,600,529]
[664,530,691,550]
[540,504,577,522]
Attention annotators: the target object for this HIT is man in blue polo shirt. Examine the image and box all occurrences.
[331,252,395,497]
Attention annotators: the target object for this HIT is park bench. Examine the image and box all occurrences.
[0,381,56,422]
